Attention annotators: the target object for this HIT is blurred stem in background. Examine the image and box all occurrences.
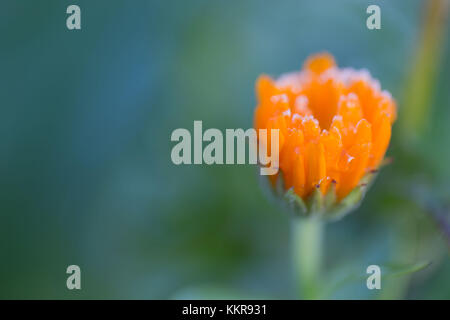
[387,0,449,299]
[400,0,449,144]
[292,217,323,299]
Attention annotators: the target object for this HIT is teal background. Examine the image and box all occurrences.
[1,0,449,299]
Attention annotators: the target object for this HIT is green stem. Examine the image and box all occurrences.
[292,217,323,299]
[400,0,449,143]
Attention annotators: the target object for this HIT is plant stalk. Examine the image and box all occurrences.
[292,217,324,299]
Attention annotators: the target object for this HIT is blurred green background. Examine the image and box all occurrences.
[1,0,449,299]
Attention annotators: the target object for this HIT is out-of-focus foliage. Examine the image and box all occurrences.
[0,0,448,299]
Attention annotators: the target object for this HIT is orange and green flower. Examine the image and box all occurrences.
[254,53,397,219]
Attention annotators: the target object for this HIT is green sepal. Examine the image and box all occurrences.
[309,187,324,216]
[264,170,379,221]
[284,188,308,217]
[326,185,364,221]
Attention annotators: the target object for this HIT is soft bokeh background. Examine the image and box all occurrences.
[1,0,449,299]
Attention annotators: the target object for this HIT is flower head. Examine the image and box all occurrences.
[255,53,396,219]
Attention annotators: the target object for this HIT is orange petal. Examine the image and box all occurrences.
[298,116,321,143]
[337,119,372,199]
[305,141,327,195]
[293,154,306,197]
[377,92,397,124]
[346,79,378,123]
[303,52,336,74]
[369,113,391,169]
[302,77,343,129]
[320,126,343,193]
[266,115,288,156]
[280,129,304,188]
[256,75,278,103]
[337,93,363,128]
[292,95,313,117]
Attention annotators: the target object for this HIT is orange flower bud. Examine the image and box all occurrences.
[255,53,396,220]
